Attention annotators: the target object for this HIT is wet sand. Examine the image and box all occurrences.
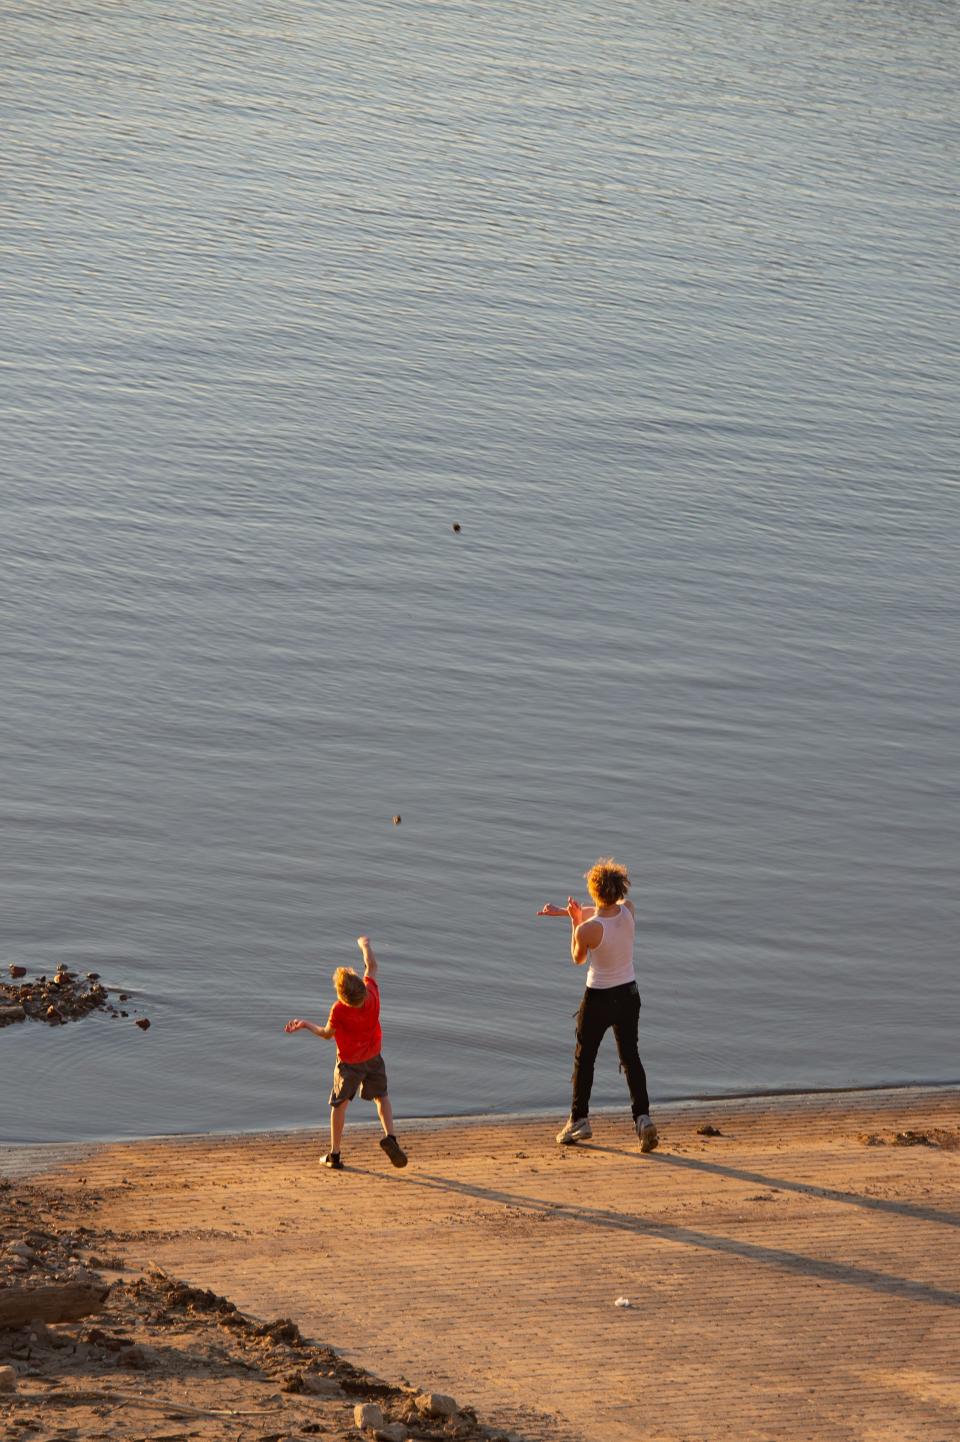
[2,1087,958,1442]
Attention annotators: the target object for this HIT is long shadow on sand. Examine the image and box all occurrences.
[644,1149,960,1230]
[351,1167,960,1312]
[574,1141,960,1230]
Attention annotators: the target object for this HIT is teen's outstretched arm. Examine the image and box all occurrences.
[538,898,597,921]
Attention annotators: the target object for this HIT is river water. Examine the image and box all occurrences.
[2,0,958,1142]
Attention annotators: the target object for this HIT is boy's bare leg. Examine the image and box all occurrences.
[374,1095,395,1137]
[375,1095,407,1167]
[330,1101,348,1154]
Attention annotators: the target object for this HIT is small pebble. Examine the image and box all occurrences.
[135,1017,151,1031]
[8,965,26,978]
[415,1393,458,1418]
[116,1342,149,1367]
[355,1401,385,1431]
[452,522,461,533]
[392,815,401,825]
[301,1372,344,1397]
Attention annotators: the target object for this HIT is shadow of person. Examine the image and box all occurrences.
[348,1165,960,1311]
[644,1149,960,1229]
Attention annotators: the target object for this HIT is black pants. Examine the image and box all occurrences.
[571,981,650,1122]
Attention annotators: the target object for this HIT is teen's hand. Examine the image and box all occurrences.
[566,897,585,923]
[537,903,566,916]
[284,1019,308,1033]
[357,935,371,950]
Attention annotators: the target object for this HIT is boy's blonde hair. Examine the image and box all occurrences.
[333,967,367,1007]
[584,856,630,907]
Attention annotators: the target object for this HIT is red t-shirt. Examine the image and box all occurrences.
[331,977,382,1063]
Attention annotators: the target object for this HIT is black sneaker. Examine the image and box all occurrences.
[321,1152,344,1170]
[380,1135,408,1168]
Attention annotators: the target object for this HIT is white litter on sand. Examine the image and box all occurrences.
[614,1297,632,1308]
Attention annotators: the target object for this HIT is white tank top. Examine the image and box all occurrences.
[585,906,637,989]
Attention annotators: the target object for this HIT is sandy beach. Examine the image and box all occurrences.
[2,1087,958,1442]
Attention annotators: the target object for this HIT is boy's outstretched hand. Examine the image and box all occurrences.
[537,903,566,916]
[285,1018,309,1033]
[357,935,371,950]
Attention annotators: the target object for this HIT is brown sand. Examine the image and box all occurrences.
[2,1087,958,1442]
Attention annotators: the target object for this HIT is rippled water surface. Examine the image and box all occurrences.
[2,0,958,1142]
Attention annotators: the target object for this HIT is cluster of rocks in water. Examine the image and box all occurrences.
[0,1178,520,1442]
[0,963,150,1030]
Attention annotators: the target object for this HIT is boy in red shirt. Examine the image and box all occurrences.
[285,935,407,1171]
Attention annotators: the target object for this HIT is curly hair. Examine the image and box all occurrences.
[333,967,367,1007]
[584,857,631,907]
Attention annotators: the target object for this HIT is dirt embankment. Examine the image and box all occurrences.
[0,1175,517,1442]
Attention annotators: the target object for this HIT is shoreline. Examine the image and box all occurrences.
[2,1086,958,1441]
[3,1077,958,1161]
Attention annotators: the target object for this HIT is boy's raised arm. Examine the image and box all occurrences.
[357,935,378,978]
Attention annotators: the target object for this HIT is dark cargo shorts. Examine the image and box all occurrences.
[329,1053,389,1107]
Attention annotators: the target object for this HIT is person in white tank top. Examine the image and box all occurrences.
[584,904,636,989]
[539,857,658,1152]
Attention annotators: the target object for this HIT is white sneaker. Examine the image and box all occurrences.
[556,1116,593,1145]
[637,1115,659,1153]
